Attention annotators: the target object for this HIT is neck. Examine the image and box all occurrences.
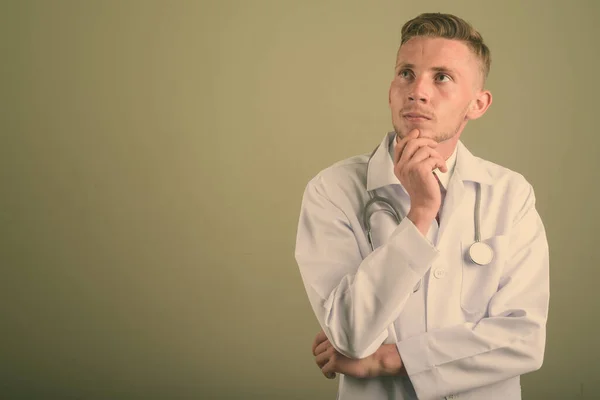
[437,135,459,161]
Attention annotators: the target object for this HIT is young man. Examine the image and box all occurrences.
[294,13,549,400]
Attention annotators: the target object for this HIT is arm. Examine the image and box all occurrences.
[295,175,438,359]
[397,182,549,399]
[296,132,446,359]
[312,329,407,379]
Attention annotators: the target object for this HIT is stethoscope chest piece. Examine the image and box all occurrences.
[468,241,494,266]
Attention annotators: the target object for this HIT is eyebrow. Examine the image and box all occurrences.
[395,62,460,76]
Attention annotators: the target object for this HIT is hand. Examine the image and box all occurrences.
[393,129,447,232]
[311,330,406,379]
[311,330,378,379]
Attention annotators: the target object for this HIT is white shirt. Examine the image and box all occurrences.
[295,131,549,400]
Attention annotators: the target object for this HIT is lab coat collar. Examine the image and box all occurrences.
[453,140,494,186]
[366,132,399,192]
[366,131,493,192]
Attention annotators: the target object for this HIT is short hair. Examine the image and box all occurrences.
[400,13,491,85]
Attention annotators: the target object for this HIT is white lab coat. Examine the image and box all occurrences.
[294,132,549,400]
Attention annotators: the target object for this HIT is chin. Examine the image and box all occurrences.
[402,126,436,139]
[397,128,453,144]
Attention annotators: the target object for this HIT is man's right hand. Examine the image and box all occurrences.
[393,129,447,235]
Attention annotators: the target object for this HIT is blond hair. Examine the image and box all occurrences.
[400,13,491,84]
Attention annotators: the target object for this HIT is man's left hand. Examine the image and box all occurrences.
[312,330,379,379]
[311,330,406,379]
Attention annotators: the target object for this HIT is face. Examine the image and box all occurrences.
[389,36,491,143]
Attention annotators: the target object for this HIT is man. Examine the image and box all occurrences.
[294,12,549,400]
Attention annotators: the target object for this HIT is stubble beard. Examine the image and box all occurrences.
[393,105,470,143]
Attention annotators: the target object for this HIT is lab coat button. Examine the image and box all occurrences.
[433,268,446,279]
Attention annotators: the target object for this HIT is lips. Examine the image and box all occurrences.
[403,112,431,120]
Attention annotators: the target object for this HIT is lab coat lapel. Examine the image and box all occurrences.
[367,132,400,193]
[436,172,465,242]
[436,141,492,242]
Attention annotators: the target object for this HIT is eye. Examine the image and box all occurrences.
[436,73,451,82]
[398,69,412,79]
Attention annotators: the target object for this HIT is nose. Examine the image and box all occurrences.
[407,77,430,103]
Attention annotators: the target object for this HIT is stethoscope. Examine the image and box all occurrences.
[363,143,494,291]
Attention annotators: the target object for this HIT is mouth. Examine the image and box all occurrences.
[402,112,431,122]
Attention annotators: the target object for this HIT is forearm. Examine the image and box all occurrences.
[301,217,438,359]
[297,178,439,359]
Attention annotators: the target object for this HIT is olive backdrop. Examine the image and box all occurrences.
[2,0,599,399]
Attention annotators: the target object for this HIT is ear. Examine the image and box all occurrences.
[465,90,492,121]
[388,83,393,107]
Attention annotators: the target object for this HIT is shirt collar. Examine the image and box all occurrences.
[435,149,457,189]
[366,131,493,192]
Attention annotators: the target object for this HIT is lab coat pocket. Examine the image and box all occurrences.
[460,235,509,316]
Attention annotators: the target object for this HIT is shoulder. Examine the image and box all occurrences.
[480,157,533,191]
[476,156,537,217]
[303,153,370,200]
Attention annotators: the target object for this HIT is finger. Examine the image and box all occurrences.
[414,156,446,174]
[322,367,337,379]
[314,339,331,356]
[321,358,338,379]
[438,159,448,173]
[315,345,334,368]
[398,138,439,166]
[315,352,329,368]
[397,150,447,186]
[393,129,419,164]
[404,145,441,165]
[312,330,328,356]
[393,129,420,164]
[405,153,446,176]
[402,152,445,179]
[399,137,438,164]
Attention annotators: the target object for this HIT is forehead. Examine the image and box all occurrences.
[396,36,477,72]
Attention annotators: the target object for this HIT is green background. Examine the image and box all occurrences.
[1,0,598,399]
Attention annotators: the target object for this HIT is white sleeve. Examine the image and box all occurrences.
[397,183,550,400]
[295,176,439,359]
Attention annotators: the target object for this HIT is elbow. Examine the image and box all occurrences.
[320,281,389,359]
[514,309,547,373]
[520,350,544,376]
[530,344,545,372]
[520,329,546,373]
[530,322,547,372]
[325,310,384,359]
[325,326,384,360]
[325,330,361,359]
